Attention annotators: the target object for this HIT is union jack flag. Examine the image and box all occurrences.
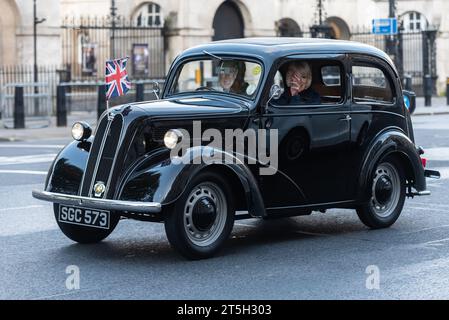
[105,57,131,100]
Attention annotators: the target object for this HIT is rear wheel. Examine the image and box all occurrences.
[356,157,406,229]
[164,171,235,260]
[53,204,120,244]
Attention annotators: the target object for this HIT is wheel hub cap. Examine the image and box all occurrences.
[370,163,401,218]
[192,196,217,231]
[375,176,393,205]
[183,182,228,247]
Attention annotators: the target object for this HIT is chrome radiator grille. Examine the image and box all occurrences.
[79,113,124,198]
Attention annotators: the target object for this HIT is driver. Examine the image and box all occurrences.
[217,61,238,92]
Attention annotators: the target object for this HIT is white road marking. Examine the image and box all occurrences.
[407,206,449,214]
[0,170,47,175]
[399,224,449,235]
[0,154,56,166]
[423,147,449,161]
[0,205,44,212]
[424,237,449,245]
[0,144,64,149]
[0,205,58,237]
[412,202,449,209]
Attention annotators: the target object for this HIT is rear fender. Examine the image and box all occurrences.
[358,128,425,202]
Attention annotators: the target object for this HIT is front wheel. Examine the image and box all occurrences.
[53,204,120,244]
[356,157,406,229]
[164,171,235,260]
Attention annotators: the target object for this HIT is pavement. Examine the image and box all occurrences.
[0,112,98,142]
[0,97,448,142]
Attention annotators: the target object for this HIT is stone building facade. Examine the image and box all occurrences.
[1,0,448,93]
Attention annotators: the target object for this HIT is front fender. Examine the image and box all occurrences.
[45,139,92,195]
[118,146,266,217]
[358,128,425,201]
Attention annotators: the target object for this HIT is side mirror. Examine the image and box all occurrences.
[269,84,283,100]
[264,84,283,113]
[402,90,416,114]
[152,81,161,100]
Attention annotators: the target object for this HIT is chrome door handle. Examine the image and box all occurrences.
[339,115,351,121]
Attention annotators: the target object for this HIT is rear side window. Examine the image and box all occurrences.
[352,64,395,104]
[321,66,341,86]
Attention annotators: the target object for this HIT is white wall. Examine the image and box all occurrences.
[15,0,61,66]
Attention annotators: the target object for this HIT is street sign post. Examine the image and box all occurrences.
[372,18,398,35]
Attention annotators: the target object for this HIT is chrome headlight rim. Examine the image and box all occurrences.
[71,121,92,141]
[164,129,183,149]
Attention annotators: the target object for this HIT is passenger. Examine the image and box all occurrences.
[277,61,321,105]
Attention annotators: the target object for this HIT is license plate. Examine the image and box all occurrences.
[58,205,110,229]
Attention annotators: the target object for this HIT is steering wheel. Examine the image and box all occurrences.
[195,86,216,91]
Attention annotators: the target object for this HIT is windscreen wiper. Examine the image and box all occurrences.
[202,50,223,61]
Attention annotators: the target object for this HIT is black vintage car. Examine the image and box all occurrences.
[33,38,440,259]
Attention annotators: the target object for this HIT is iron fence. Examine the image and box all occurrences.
[59,79,165,113]
[347,27,437,95]
[61,16,165,82]
[0,65,59,125]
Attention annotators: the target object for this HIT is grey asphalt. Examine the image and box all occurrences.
[1,115,449,299]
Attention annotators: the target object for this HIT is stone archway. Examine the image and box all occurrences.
[212,1,244,41]
[277,18,302,37]
[0,0,20,65]
[325,16,351,40]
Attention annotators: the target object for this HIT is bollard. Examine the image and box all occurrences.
[446,77,449,106]
[97,84,107,119]
[136,82,145,102]
[404,75,412,91]
[424,74,432,107]
[14,86,25,129]
[56,85,67,127]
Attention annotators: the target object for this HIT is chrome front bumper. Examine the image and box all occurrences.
[32,190,162,213]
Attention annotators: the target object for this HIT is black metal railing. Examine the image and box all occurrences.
[61,16,166,82]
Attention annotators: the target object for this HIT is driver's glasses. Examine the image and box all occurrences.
[217,67,236,76]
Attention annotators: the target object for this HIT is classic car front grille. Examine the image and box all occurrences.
[79,113,124,198]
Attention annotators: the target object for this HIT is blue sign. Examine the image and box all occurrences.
[372,18,398,35]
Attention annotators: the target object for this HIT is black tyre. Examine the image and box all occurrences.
[356,156,406,229]
[164,171,235,260]
[53,204,120,244]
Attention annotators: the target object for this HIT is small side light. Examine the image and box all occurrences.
[71,121,92,141]
[164,129,183,149]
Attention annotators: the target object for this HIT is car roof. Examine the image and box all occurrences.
[179,37,395,71]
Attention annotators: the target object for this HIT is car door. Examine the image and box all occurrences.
[258,55,353,210]
[348,55,405,199]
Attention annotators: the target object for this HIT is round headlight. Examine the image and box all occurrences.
[71,121,92,141]
[164,129,183,149]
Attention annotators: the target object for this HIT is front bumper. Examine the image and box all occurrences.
[32,190,162,213]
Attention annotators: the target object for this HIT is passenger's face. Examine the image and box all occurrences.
[219,68,237,90]
[286,67,309,93]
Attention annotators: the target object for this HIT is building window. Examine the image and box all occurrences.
[134,2,163,27]
[401,11,427,32]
